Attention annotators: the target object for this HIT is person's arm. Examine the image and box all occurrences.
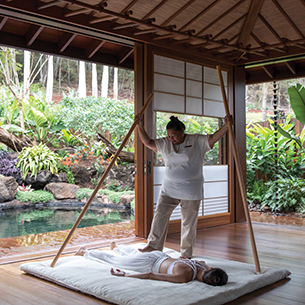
[208,115,232,149]
[135,114,157,152]
[110,268,192,283]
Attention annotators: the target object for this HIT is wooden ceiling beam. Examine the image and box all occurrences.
[237,0,264,47]
[112,22,139,30]
[89,16,117,24]
[85,40,105,58]
[133,29,158,36]
[196,0,247,36]
[58,32,77,52]
[285,61,297,75]
[25,25,44,46]
[179,0,221,32]
[117,46,134,64]
[0,16,8,31]
[160,0,196,27]
[38,0,62,10]
[262,65,275,79]
[271,0,304,38]
[65,8,91,18]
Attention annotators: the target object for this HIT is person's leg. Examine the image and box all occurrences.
[180,200,201,258]
[140,195,180,252]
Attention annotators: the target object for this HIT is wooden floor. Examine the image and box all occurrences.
[0,220,304,305]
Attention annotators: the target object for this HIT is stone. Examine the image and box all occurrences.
[24,170,53,190]
[0,176,18,203]
[70,164,94,188]
[50,172,69,183]
[108,164,135,189]
[119,194,135,207]
[44,182,80,200]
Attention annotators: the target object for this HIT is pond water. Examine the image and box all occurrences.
[0,206,133,238]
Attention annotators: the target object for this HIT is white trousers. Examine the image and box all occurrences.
[147,195,201,258]
[84,245,170,273]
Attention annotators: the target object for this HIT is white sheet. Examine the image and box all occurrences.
[20,244,290,305]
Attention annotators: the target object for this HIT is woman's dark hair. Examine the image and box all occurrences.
[166,116,185,131]
[202,268,228,286]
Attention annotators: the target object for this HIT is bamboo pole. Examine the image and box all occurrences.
[216,66,261,273]
[50,93,154,267]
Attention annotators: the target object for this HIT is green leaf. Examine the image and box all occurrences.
[288,84,305,124]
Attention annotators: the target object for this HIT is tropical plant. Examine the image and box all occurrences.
[0,150,21,177]
[22,97,65,143]
[16,143,60,178]
[16,190,55,203]
[261,177,305,212]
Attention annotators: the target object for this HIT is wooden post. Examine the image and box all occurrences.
[50,93,154,267]
[216,66,261,273]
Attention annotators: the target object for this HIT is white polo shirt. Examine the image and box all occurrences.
[155,134,211,200]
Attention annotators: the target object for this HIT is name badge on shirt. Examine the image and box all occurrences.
[185,145,192,148]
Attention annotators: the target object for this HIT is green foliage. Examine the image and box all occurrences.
[261,178,305,212]
[16,190,55,203]
[22,97,65,143]
[246,120,305,185]
[17,143,60,178]
[75,187,134,203]
[57,96,134,148]
[56,162,75,184]
[288,83,305,124]
[247,180,268,204]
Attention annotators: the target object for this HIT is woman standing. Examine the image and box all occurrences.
[135,115,231,258]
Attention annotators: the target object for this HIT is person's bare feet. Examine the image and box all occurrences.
[74,247,87,256]
[138,245,156,253]
[110,241,117,250]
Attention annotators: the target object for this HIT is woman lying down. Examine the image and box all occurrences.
[75,242,228,286]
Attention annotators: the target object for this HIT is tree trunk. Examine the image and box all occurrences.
[46,56,53,102]
[92,63,98,97]
[78,61,86,98]
[97,133,134,163]
[0,127,32,152]
[101,65,109,98]
[113,67,118,100]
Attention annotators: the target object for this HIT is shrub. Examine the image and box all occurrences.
[16,190,54,203]
[261,178,305,212]
[17,143,60,178]
[0,150,21,177]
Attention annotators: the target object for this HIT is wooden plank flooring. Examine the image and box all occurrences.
[0,221,304,305]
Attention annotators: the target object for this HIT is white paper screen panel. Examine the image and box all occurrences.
[154,92,185,113]
[186,80,202,98]
[203,197,228,215]
[204,100,226,117]
[154,74,184,95]
[154,55,184,77]
[204,66,227,86]
[186,97,202,115]
[186,62,202,81]
[204,83,226,101]
[203,165,228,181]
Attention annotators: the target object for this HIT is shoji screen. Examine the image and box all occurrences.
[153,55,229,220]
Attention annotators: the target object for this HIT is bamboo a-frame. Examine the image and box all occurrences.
[50,93,154,267]
[216,66,261,273]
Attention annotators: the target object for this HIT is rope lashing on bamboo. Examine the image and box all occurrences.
[50,93,154,267]
[216,66,261,273]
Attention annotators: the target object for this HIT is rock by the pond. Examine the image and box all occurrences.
[119,194,135,206]
[50,172,69,183]
[69,164,94,188]
[0,176,18,202]
[44,182,80,200]
[24,170,53,190]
